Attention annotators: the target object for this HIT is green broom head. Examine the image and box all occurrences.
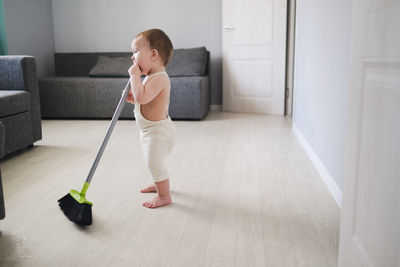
[58,182,93,225]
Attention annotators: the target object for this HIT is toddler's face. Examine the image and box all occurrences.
[131,36,152,75]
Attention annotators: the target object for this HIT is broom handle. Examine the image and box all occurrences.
[85,80,131,184]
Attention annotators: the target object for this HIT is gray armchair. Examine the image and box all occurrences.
[0,56,42,159]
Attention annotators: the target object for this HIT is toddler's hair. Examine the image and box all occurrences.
[136,29,173,66]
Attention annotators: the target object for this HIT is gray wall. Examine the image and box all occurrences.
[3,0,55,76]
[293,0,353,190]
[51,0,222,105]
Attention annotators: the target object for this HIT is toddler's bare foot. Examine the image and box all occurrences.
[143,179,171,208]
[140,184,157,193]
[143,196,172,209]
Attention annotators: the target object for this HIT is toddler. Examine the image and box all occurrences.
[126,29,176,208]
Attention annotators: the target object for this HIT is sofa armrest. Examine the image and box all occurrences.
[0,56,29,90]
[169,76,210,119]
[0,122,4,159]
[0,56,42,142]
[0,169,5,220]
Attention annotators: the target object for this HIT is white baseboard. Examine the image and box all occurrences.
[292,123,342,208]
[210,105,222,111]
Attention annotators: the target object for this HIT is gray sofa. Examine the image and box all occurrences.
[0,169,4,219]
[0,56,42,159]
[39,47,210,119]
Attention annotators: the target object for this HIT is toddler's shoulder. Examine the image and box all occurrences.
[147,73,170,88]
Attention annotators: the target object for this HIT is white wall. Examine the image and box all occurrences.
[3,0,55,76]
[292,0,353,205]
[52,0,222,105]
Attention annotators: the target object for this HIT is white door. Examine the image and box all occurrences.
[338,1,400,266]
[222,0,287,115]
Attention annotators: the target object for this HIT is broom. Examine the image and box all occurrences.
[58,80,131,225]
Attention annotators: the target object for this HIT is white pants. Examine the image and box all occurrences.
[134,105,176,182]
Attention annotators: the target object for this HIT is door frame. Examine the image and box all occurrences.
[285,0,297,117]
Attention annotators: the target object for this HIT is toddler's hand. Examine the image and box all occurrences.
[128,62,142,77]
[124,89,135,104]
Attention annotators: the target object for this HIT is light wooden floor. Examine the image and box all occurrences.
[0,111,340,267]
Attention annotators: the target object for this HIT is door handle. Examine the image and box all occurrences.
[223,26,235,31]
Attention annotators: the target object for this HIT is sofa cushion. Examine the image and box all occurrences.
[89,56,132,77]
[39,77,133,118]
[166,47,208,77]
[0,90,31,117]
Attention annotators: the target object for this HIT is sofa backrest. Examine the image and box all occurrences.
[166,47,209,77]
[54,47,209,77]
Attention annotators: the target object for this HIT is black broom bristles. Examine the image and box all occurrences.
[58,193,92,225]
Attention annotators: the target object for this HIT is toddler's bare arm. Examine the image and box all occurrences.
[128,63,168,104]
[134,76,168,104]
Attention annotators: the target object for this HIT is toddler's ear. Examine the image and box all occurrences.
[151,49,159,59]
